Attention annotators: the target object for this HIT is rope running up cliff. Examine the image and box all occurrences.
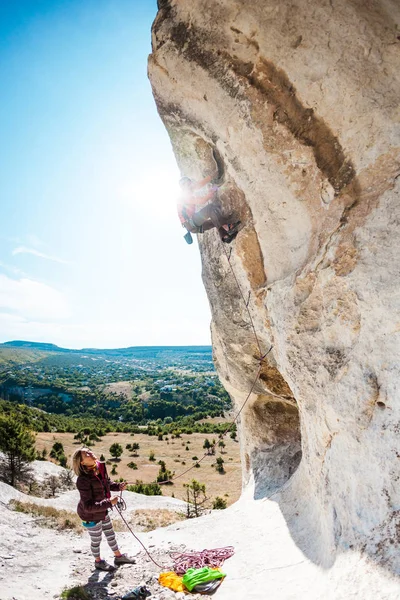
[127,237,272,486]
[115,234,271,569]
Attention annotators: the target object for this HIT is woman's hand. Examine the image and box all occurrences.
[110,496,119,506]
[119,482,127,491]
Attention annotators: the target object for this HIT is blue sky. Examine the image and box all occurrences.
[0,0,211,348]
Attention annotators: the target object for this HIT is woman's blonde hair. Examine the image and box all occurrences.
[71,447,91,476]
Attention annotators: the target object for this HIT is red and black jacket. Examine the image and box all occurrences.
[76,463,121,522]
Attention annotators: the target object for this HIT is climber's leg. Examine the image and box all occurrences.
[87,521,103,560]
[102,515,120,554]
[193,203,225,230]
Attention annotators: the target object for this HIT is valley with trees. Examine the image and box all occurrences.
[0,341,241,507]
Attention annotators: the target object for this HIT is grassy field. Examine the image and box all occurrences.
[102,381,134,399]
[0,348,51,365]
[35,429,242,505]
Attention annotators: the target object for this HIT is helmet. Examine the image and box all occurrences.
[179,176,192,188]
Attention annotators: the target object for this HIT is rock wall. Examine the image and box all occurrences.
[149,0,400,574]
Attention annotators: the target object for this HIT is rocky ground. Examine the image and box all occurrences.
[0,462,215,600]
[1,463,400,599]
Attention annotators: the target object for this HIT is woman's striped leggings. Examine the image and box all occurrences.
[86,515,119,558]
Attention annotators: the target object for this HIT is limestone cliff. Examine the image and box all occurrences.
[149,0,400,577]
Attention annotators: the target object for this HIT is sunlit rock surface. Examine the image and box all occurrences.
[149,0,400,591]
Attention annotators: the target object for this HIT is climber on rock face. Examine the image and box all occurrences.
[177,175,240,244]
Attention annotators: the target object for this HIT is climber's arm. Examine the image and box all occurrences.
[192,175,212,190]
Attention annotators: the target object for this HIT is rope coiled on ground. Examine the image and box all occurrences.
[170,547,235,575]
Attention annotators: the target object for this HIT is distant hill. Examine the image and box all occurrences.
[2,341,67,352]
[0,340,212,357]
[0,342,213,366]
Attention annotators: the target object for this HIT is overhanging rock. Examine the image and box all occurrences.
[149,0,400,577]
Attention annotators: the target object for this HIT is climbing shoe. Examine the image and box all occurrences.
[114,553,136,565]
[227,220,241,234]
[121,585,151,599]
[220,221,241,243]
[95,559,116,572]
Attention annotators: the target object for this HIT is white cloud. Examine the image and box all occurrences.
[12,246,70,265]
[0,261,27,277]
[0,274,70,321]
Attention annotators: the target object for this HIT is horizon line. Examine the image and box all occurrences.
[0,339,213,351]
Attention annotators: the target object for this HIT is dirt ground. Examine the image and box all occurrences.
[101,381,134,398]
[35,429,242,505]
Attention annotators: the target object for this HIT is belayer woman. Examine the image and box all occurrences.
[72,447,135,571]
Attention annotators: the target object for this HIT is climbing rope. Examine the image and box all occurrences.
[170,547,235,575]
[114,502,166,570]
[114,497,234,573]
[122,234,272,489]
[220,243,264,359]
[116,228,271,564]
[151,234,272,485]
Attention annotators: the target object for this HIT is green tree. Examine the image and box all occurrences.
[58,454,68,468]
[156,460,173,484]
[50,441,64,460]
[0,416,35,487]
[203,438,212,454]
[131,442,140,456]
[218,440,226,453]
[126,481,162,496]
[183,479,208,518]
[215,457,225,474]
[49,441,68,467]
[149,450,155,462]
[111,464,118,476]
[109,443,123,460]
[212,496,227,509]
[74,431,87,444]
[36,448,47,461]
[203,438,215,455]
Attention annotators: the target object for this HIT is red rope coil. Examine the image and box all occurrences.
[170,546,235,575]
